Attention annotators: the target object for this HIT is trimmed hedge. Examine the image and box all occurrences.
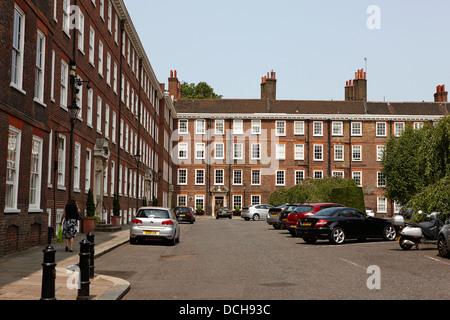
[330,187,365,212]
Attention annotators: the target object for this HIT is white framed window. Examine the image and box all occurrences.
[57,134,66,188]
[87,88,93,126]
[313,170,323,179]
[233,170,242,185]
[118,164,122,195]
[251,170,261,185]
[73,142,81,191]
[251,195,261,206]
[332,122,343,136]
[113,62,118,93]
[394,122,405,137]
[50,50,56,101]
[214,143,224,159]
[195,195,205,210]
[276,170,285,186]
[251,143,261,160]
[195,169,205,185]
[377,197,387,213]
[377,145,385,161]
[233,120,243,134]
[233,143,243,160]
[75,76,83,119]
[177,169,187,185]
[313,121,323,136]
[107,0,112,32]
[110,161,115,197]
[85,148,92,192]
[413,122,424,130]
[99,0,105,20]
[233,195,242,210]
[351,122,362,136]
[215,169,224,185]
[332,171,344,179]
[352,145,362,161]
[60,60,69,108]
[177,194,187,207]
[112,111,116,144]
[276,144,285,160]
[106,52,111,85]
[252,120,261,134]
[376,122,387,137]
[294,144,304,160]
[295,170,304,184]
[196,119,205,134]
[11,5,25,90]
[275,121,286,136]
[352,171,362,187]
[196,143,205,160]
[215,120,225,135]
[62,0,70,35]
[105,104,110,139]
[96,96,102,133]
[334,145,344,161]
[313,144,323,161]
[294,121,304,135]
[29,136,43,209]
[178,143,188,160]
[6,127,21,211]
[178,120,188,134]
[377,172,386,188]
[34,30,46,103]
[89,26,95,65]
[77,11,85,52]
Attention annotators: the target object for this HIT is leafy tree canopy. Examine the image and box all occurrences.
[181,81,223,100]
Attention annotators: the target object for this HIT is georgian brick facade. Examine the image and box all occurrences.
[0,0,175,256]
[170,71,449,218]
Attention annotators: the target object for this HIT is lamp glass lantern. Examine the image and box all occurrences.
[68,103,80,121]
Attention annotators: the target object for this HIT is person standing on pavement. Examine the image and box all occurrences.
[60,199,82,252]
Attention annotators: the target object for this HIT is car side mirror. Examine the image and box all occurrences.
[445,220,450,225]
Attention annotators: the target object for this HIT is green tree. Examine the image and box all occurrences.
[181,81,223,99]
[86,189,96,217]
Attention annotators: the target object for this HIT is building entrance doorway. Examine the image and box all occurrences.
[215,197,224,211]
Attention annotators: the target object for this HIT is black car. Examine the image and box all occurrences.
[216,207,232,219]
[296,207,398,244]
[174,206,196,224]
[278,204,301,229]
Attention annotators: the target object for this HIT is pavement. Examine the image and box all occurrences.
[0,223,132,300]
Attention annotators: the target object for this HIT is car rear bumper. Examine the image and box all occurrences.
[130,225,176,241]
[217,213,232,218]
[177,215,194,222]
[295,227,331,239]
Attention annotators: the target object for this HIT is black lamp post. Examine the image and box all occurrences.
[134,153,141,210]
[67,103,80,200]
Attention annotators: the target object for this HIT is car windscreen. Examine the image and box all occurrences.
[294,206,314,213]
[175,207,190,213]
[314,207,339,217]
[137,209,170,219]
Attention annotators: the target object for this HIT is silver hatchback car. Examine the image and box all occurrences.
[241,204,273,221]
[130,207,180,245]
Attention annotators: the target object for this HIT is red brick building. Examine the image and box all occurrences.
[169,71,449,218]
[0,0,176,256]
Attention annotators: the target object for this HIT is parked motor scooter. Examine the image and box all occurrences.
[392,211,444,250]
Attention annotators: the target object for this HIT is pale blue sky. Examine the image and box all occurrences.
[124,0,450,102]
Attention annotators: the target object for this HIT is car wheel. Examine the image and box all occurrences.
[130,237,137,245]
[382,225,397,241]
[273,224,280,229]
[303,238,317,244]
[437,235,450,258]
[288,229,296,237]
[253,214,260,221]
[330,227,345,244]
[399,236,413,250]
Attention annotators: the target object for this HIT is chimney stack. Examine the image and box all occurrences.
[434,85,448,103]
[345,68,367,101]
[168,70,182,100]
[261,70,277,100]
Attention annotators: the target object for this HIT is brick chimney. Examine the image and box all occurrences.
[261,70,277,100]
[345,68,367,101]
[434,85,448,103]
[168,70,182,100]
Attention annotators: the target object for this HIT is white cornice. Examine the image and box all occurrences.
[176,113,445,121]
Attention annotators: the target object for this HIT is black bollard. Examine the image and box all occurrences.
[77,239,91,300]
[86,232,95,278]
[40,245,57,300]
[47,226,54,245]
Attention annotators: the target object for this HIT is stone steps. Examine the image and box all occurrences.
[94,221,122,233]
